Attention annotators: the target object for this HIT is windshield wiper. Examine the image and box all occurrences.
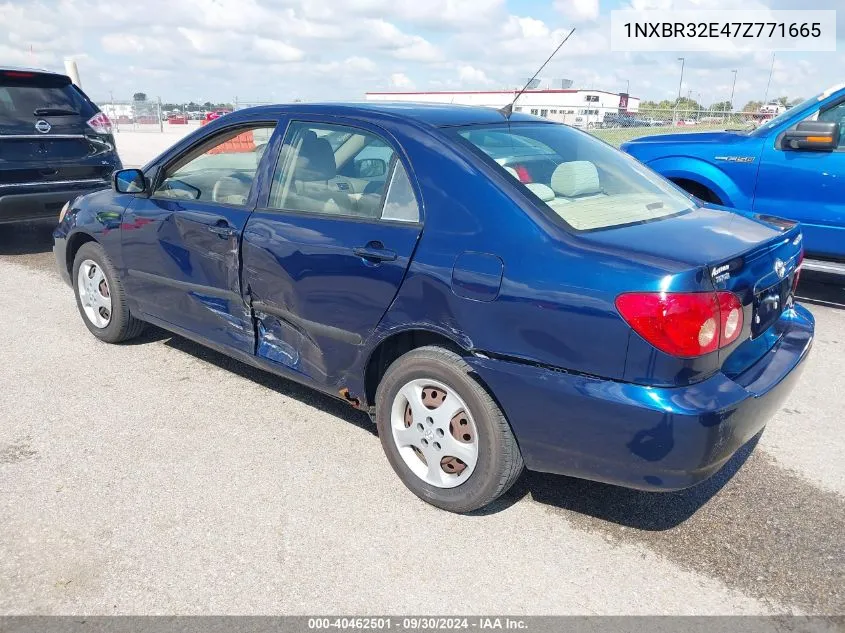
[33,107,79,116]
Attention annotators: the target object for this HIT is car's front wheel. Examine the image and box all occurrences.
[375,346,524,513]
[72,241,145,343]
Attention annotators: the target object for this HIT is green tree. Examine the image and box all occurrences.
[742,100,763,113]
[710,100,733,112]
[132,92,147,102]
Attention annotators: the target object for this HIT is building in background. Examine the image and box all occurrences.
[365,89,639,129]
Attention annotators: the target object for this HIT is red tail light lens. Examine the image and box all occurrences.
[87,112,112,134]
[616,291,744,358]
[792,249,805,293]
[513,164,533,183]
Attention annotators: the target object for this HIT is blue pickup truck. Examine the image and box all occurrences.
[622,83,845,275]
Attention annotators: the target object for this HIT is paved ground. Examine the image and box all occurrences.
[0,223,843,615]
[113,125,197,168]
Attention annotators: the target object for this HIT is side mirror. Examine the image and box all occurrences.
[782,121,840,152]
[113,168,147,194]
[356,158,387,178]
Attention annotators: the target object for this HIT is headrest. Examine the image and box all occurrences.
[294,131,336,181]
[551,161,601,198]
[503,166,519,179]
[525,183,556,202]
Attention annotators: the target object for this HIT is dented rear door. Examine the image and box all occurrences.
[241,116,423,387]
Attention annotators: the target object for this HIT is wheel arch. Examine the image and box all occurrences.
[65,231,98,277]
[363,328,470,407]
[646,156,745,208]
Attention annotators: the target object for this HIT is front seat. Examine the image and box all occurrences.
[289,131,354,215]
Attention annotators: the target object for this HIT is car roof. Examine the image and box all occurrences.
[237,101,547,128]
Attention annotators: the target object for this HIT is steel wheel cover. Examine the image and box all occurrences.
[390,378,479,488]
[77,259,112,329]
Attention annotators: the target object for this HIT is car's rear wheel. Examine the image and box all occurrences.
[72,242,145,343]
[375,346,523,513]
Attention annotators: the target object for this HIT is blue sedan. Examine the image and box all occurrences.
[53,103,813,512]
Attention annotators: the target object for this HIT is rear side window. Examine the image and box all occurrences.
[452,123,694,231]
[382,162,419,223]
[0,73,94,125]
[268,121,398,220]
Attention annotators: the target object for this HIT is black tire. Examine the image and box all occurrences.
[375,346,524,513]
[72,241,145,343]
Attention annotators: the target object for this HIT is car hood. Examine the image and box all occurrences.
[624,131,750,147]
[577,205,791,269]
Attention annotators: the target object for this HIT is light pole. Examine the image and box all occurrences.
[729,69,737,112]
[676,58,685,100]
[675,57,685,124]
[625,79,630,94]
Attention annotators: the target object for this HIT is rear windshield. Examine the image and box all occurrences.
[451,123,694,231]
[0,73,93,124]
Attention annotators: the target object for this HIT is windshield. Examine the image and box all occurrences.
[452,123,694,231]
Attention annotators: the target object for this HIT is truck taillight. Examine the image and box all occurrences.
[615,291,744,358]
[87,112,112,134]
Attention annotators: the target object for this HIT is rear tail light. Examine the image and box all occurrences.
[792,249,805,293]
[2,70,35,78]
[87,112,112,134]
[717,291,743,346]
[616,291,744,358]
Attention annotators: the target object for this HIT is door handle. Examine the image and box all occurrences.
[353,243,397,262]
[208,223,237,238]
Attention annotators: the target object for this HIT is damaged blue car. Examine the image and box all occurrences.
[54,103,813,512]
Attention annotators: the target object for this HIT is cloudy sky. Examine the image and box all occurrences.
[0,0,842,107]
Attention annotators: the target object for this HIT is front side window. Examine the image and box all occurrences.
[154,125,275,205]
[452,123,694,231]
[267,121,416,221]
[817,101,845,148]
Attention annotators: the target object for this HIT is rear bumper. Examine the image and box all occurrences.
[467,304,814,491]
[0,183,109,224]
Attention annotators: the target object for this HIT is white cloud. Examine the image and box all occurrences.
[555,0,601,22]
[366,20,443,62]
[458,65,493,86]
[390,72,415,89]
[0,0,841,109]
[253,38,305,62]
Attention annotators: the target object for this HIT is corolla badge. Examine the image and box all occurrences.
[34,119,51,134]
[774,258,786,279]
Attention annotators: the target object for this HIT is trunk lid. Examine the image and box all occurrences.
[581,205,803,378]
[0,70,114,184]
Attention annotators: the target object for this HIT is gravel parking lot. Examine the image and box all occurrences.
[0,129,843,614]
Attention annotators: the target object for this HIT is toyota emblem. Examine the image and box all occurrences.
[774,259,786,280]
[34,119,51,134]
